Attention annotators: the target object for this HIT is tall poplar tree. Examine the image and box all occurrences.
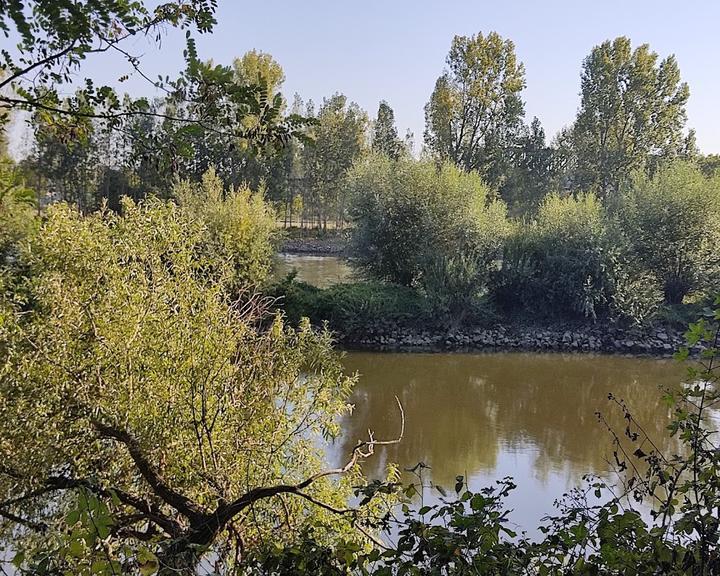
[372,101,403,160]
[423,31,526,185]
[571,37,689,196]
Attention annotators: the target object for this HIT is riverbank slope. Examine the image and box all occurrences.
[337,321,686,356]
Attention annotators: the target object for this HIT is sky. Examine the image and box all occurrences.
[13,0,720,154]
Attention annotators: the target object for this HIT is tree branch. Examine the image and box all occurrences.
[92,420,208,522]
[214,397,405,533]
[0,508,47,533]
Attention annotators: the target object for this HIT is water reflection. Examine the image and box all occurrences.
[330,352,688,531]
[274,253,354,288]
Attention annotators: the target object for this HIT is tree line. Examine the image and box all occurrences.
[15,30,720,226]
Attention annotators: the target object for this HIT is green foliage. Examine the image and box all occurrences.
[605,250,663,327]
[371,101,403,161]
[174,167,279,288]
[0,195,380,573]
[0,1,218,128]
[0,159,37,267]
[615,160,720,305]
[424,31,526,185]
[571,37,690,195]
[270,275,427,335]
[125,54,310,192]
[302,94,369,228]
[493,192,613,321]
[233,50,287,100]
[347,155,510,325]
[501,117,561,215]
[697,154,720,178]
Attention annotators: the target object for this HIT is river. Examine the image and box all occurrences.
[281,254,694,534]
[328,351,689,534]
[274,253,354,288]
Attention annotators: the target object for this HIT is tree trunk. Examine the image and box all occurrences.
[664,278,688,306]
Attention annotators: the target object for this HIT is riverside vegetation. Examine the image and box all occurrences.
[0,1,719,573]
[271,158,719,352]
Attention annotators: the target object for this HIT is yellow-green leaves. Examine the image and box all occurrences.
[573,37,690,195]
[425,31,526,179]
[617,160,720,304]
[174,167,278,289]
[0,189,360,569]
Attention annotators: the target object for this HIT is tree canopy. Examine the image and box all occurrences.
[571,36,690,195]
[0,173,400,573]
[371,101,403,160]
[423,31,526,184]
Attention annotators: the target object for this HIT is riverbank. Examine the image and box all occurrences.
[335,322,688,356]
[280,235,347,255]
[269,265,699,358]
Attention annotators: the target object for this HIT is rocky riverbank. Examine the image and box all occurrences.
[337,322,690,356]
[280,236,347,255]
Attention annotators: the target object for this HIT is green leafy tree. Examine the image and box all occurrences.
[232,50,286,100]
[371,101,402,160]
[572,37,690,196]
[123,55,307,190]
[615,160,720,304]
[0,157,36,262]
[501,117,559,215]
[26,108,100,210]
[0,1,217,130]
[302,94,368,228]
[1,3,309,207]
[227,50,303,207]
[348,154,510,325]
[0,180,399,573]
[697,154,720,178]
[423,31,526,186]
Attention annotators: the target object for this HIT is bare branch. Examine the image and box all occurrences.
[214,397,404,530]
[297,395,405,490]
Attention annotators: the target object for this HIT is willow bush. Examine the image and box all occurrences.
[614,160,720,305]
[492,192,614,321]
[347,154,510,326]
[0,180,397,574]
[174,167,279,289]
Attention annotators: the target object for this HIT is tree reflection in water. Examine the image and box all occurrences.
[328,352,689,532]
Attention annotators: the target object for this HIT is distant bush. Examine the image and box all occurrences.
[614,160,720,305]
[269,274,428,334]
[174,167,278,289]
[493,192,617,321]
[347,154,510,326]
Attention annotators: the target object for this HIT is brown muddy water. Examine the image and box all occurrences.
[328,351,691,534]
[274,253,354,288]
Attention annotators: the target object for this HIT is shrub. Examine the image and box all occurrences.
[614,160,720,305]
[347,155,510,325]
[174,167,279,289]
[269,275,428,335]
[605,250,663,327]
[0,198,383,572]
[492,192,613,321]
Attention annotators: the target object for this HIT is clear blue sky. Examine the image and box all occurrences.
[55,0,720,153]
